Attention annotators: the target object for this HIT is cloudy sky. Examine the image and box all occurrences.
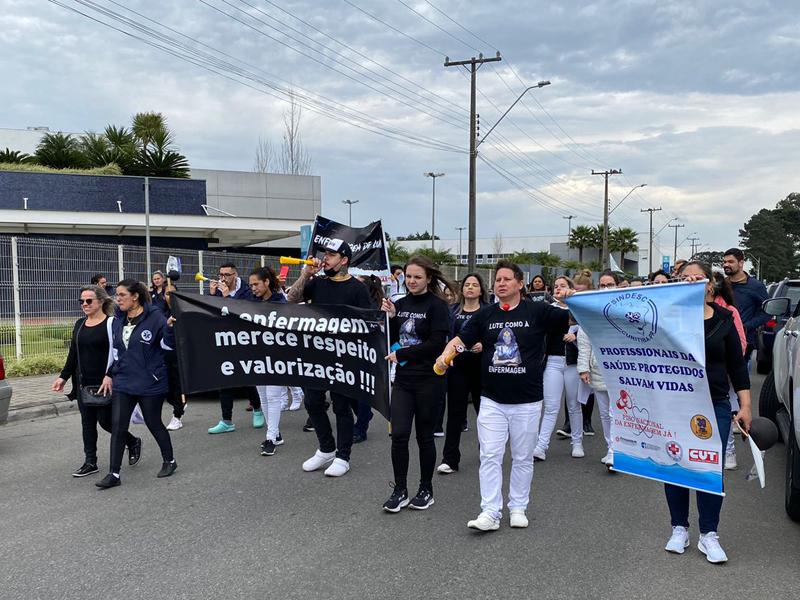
[2,0,799,257]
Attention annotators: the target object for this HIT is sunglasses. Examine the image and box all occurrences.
[78,299,94,305]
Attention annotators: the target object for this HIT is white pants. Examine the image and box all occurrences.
[477,397,542,520]
[594,389,612,450]
[538,356,583,450]
[257,386,289,442]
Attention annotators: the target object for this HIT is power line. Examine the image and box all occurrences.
[394,0,480,52]
[420,0,498,51]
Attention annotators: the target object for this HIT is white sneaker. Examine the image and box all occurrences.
[166,416,183,431]
[324,458,350,477]
[724,451,738,470]
[571,443,585,458]
[698,532,728,563]
[131,405,144,425]
[437,463,456,474]
[601,450,614,466]
[509,509,529,528]
[302,450,336,472]
[281,401,289,411]
[533,448,546,461]
[467,512,500,531]
[665,526,690,554]
[289,400,303,411]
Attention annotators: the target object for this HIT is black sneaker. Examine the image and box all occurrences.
[583,422,595,436]
[409,487,435,510]
[274,434,284,446]
[73,462,99,477]
[302,420,315,432]
[556,422,571,438]
[383,486,410,513]
[462,421,469,432]
[260,440,276,456]
[95,473,120,489]
[353,433,367,444]
[128,437,142,466]
[157,460,177,478]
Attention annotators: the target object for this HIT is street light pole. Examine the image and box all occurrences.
[609,183,647,215]
[342,199,359,226]
[592,169,622,270]
[424,172,445,250]
[668,222,685,265]
[455,226,466,263]
[563,215,576,260]
[640,206,662,274]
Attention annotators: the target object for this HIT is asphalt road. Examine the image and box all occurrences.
[2,374,799,600]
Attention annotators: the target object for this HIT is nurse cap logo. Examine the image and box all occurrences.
[602,292,658,343]
[140,329,153,342]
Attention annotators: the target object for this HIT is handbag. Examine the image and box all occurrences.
[76,319,112,407]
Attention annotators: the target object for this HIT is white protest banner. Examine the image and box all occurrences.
[567,282,724,495]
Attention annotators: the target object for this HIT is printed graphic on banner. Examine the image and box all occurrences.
[170,292,390,419]
[567,282,723,495]
[310,215,390,282]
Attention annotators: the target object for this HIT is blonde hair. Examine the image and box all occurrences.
[573,270,594,290]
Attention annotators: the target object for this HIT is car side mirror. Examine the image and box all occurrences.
[763,297,790,317]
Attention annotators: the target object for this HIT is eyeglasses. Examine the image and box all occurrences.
[219,272,235,277]
[78,299,94,305]
[598,283,616,289]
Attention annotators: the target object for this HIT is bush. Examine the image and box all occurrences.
[0,162,122,176]
[6,354,66,378]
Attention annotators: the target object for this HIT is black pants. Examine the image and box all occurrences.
[219,387,261,421]
[442,367,481,470]
[391,377,445,492]
[305,389,354,461]
[165,353,184,419]
[77,397,135,464]
[110,392,174,473]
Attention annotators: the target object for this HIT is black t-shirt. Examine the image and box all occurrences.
[452,305,482,370]
[302,276,372,309]
[459,299,569,404]
[62,318,110,387]
[544,303,570,358]
[391,291,450,380]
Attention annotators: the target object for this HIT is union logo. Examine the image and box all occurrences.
[603,292,658,343]
[690,414,713,440]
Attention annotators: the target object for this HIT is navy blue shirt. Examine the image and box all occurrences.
[729,274,769,347]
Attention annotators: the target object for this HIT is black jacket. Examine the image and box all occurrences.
[705,302,750,403]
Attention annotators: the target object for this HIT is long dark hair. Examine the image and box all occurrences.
[250,266,279,295]
[458,272,488,305]
[405,255,456,301]
[599,269,621,284]
[528,274,546,292]
[358,275,385,308]
[80,284,115,316]
[117,279,150,306]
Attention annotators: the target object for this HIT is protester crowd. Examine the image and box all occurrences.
[53,245,766,564]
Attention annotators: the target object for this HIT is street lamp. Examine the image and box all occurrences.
[608,183,647,215]
[477,81,551,147]
[424,172,445,250]
[455,226,466,262]
[342,199,359,226]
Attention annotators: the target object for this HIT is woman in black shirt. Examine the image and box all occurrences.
[381,256,453,512]
[438,272,487,474]
[663,261,752,564]
[52,285,140,477]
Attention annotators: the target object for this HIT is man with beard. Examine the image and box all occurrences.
[722,248,768,362]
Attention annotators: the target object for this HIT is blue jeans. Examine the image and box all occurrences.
[664,400,732,534]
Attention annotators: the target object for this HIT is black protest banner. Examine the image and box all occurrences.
[311,215,390,282]
[170,292,390,419]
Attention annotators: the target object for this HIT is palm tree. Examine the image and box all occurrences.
[35,133,85,169]
[79,132,113,168]
[387,240,409,264]
[507,250,536,264]
[412,248,456,265]
[611,227,639,268]
[0,148,35,164]
[133,128,190,178]
[568,225,596,263]
[132,112,168,152]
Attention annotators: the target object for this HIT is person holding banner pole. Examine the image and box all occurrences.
[381,256,452,511]
[286,239,373,477]
[437,260,571,531]
[662,261,752,564]
[353,275,385,443]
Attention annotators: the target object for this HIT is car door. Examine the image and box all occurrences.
[778,303,800,411]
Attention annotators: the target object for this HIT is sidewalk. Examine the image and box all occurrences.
[5,373,78,424]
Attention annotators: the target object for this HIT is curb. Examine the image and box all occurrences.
[6,400,79,424]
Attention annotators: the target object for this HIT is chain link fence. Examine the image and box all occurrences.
[0,235,303,364]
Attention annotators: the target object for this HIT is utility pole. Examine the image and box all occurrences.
[563,215,576,260]
[424,172,445,250]
[144,177,151,279]
[445,52,502,271]
[640,207,662,274]
[455,226,466,263]
[668,222,685,264]
[591,169,622,270]
[688,236,701,259]
[342,199,359,226]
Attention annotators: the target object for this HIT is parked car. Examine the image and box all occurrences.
[0,353,12,425]
[756,279,800,375]
[761,295,800,521]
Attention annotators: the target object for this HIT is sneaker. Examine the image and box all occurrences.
[698,532,728,564]
[462,421,469,432]
[274,434,284,446]
[383,486,410,513]
[208,421,235,434]
[433,430,444,438]
[533,448,546,461]
[509,509,528,528]
[409,487,434,510]
[281,400,289,411]
[302,420,315,432]
[665,526,690,554]
[131,405,144,424]
[166,416,183,431]
[260,439,276,456]
[302,450,336,472]
[72,462,99,477]
[157,460,177,478]
[324,458,350,477]
[128,437,142,466]
[246,405,253,412]
[95,473,120,489]
[467,512,500,531]
[252,410,265,429]
[571,443,585,458]
[583,422,595,436]
[601,450,614,466]
[724,451,737,470]
[352,433,367,444]
[289,399,303,411]
[437,463,456,474]
[555,425,571,439]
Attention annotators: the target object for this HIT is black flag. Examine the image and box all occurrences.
[311,215,390,282]
[170,292,390,419]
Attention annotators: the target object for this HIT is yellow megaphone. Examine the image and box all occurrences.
[279,256,314,266]
[194,272,212,282]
